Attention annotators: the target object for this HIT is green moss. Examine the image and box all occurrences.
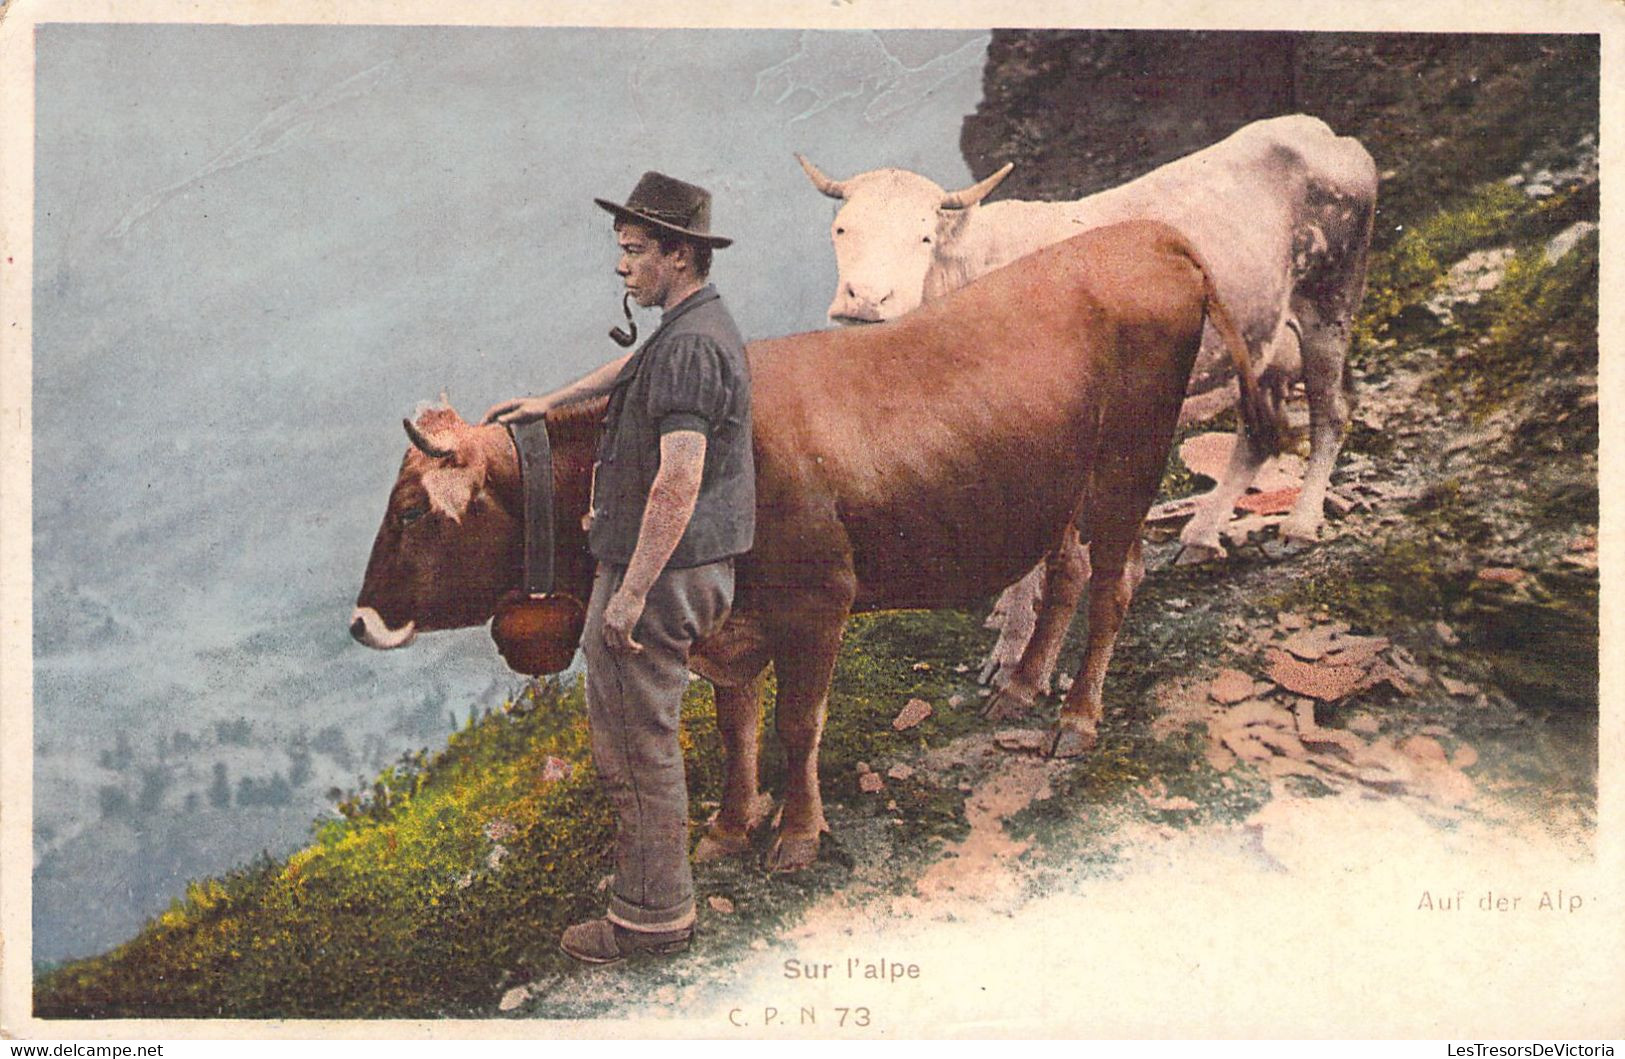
[1354,181,1536,360]
[1259,534,1468,632]
[1473,233,1598,389]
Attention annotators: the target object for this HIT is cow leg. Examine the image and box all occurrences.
[1176,427,1270,559]
[983,527,1090,721]
[1049,538,1146,758]
[1281,302,1355,543]
[764,613,848,873]
[694,671,770,862]
[978,564,1045,691]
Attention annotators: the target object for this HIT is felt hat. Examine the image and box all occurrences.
[594,171,733,248]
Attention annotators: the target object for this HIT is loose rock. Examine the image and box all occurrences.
[1267,648,1367,701]
[1280,625,1340,661]
[1235,486,1302,516]
[893,699,933,730]
[1400,735,1449,765]
[1208,668,1258,705]
[1477,566,1528,585]
[1298,725,1367,759]
[1323,635,1391,668]
[1221,699,1295,730]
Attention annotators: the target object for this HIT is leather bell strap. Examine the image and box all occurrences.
[505,418,555,596]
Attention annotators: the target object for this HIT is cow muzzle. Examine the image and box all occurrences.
[827,286,892,326]
[350,606,417,650]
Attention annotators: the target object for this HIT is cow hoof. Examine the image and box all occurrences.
[764,834,820,873]
[694,827,752,863]
[982,685,1036,721]
[1046,717,1098,759]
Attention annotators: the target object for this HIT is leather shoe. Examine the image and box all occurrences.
[559,917,692,965]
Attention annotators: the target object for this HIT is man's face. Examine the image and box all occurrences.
[615,223,685,309]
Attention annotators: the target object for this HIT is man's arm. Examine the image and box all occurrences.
[598,429,706,654]
[479,351,634,426]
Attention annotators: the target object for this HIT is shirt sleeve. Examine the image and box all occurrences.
[646,334,730,436]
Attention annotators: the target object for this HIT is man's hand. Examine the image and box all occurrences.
[601,584,647,654]
[481,396,550,426]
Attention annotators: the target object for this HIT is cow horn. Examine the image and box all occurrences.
[940,162,1014,210]
[796,153,849,200]
[403,418,454,459]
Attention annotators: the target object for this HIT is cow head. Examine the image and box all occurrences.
[350,402,600,654]
[796,154,1013,324]
[351,405,523,648]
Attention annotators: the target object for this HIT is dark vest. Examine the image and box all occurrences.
[587,286,755,568]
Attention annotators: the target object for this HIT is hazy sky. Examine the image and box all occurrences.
[30,23,989,962]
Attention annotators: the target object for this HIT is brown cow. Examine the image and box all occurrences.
[353,219,1274,871]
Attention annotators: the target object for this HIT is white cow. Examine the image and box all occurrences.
[800,114,1377,698]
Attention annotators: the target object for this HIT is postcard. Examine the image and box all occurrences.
[1,0,1620,1040]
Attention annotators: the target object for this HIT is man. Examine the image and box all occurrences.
[482,171,753,964]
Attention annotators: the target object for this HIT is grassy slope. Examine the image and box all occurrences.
[34,611,988,1018]
[35,167,1599,1024]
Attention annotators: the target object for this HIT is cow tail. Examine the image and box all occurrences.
[1196,255,1282,458]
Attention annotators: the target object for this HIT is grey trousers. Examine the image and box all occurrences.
[582,558,734,932]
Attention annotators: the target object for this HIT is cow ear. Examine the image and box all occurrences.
[404,417,459,461]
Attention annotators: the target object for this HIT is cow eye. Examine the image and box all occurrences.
[834,227,845,236]
[399,505,428,526]
[922,235,932,244]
